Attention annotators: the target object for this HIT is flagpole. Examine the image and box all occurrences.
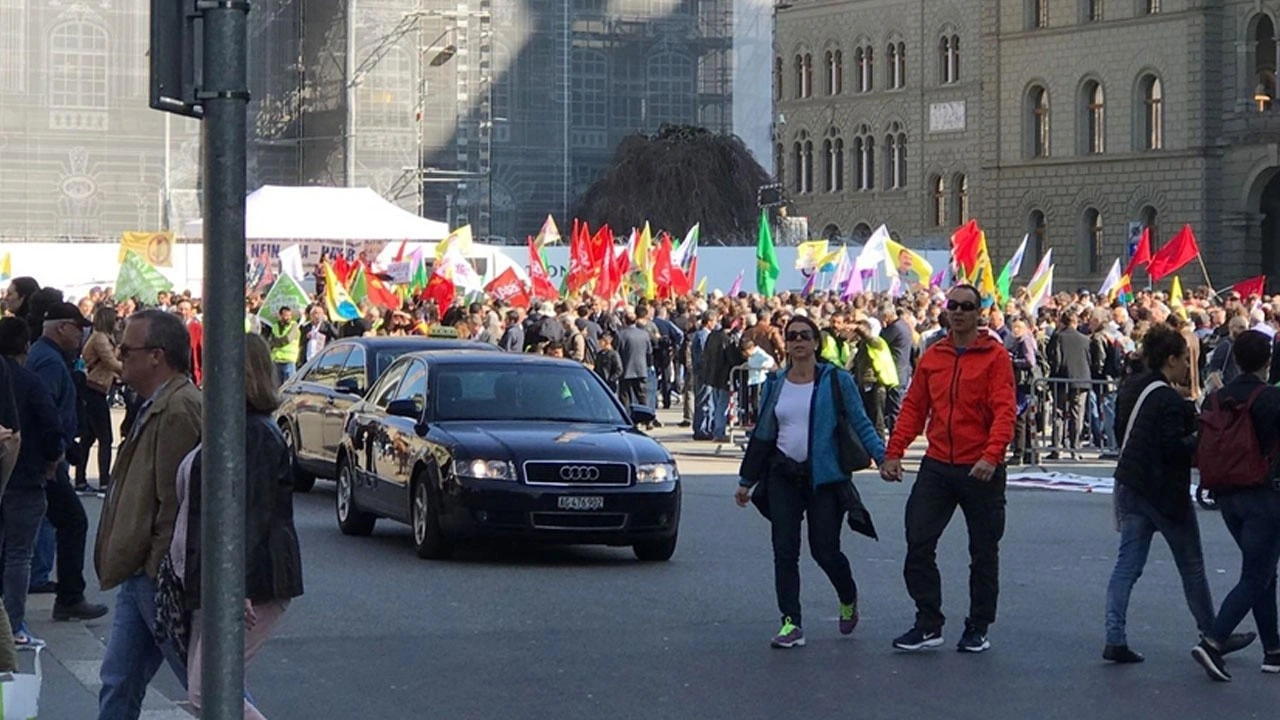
[1195,253,1214,294]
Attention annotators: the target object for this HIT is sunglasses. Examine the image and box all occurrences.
[946,300,979,312]
[785,330,814,342]
[118,343,161,358]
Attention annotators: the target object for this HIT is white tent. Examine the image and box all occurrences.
[184,185,450,240]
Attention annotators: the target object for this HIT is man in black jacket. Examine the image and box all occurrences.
[498,310,525,353]
[298,305,337,366]
[879,306,914,434]
[614,312,653,410]
[1047,307,1092,459]
[702,316,740,442]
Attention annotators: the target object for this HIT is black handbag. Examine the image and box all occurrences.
[830,369,872,473]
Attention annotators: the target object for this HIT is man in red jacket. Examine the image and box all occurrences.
[880,283,1017,654]
[178,299,203,386]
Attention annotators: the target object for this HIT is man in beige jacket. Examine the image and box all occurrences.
[94,309,201,720]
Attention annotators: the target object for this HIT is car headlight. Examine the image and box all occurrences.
[453,458,517,481]
[635,462,678,484]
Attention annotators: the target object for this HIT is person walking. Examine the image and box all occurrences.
[1191,330,1280,681]
[166,334,303,718]
[879,305,914,435]
[95,309,201,720]
[880,284,1017,654]
[77,305,121,494]
[1047,307,1092,459]
[1104,324,1252,665]
[614,311,653,410]
[734,315,885,648]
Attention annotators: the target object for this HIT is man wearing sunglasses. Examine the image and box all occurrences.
[881,284,1017,654]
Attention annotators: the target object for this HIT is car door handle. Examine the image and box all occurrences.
[326,397,336,405]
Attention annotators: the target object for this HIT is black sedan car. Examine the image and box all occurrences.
[335,351,681,561]
[276,337,496,491]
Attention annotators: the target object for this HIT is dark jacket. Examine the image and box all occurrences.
[299,320,338,365]
[881,318,914,381]
[525,315,564,350]
[3,357,61,488]
[1047,326,1092,390]
[615,325,652,380]
[26,336,77,448]
[594,348,623,389]
[701,328,738,390]
[0,353,19,434]
[184,412,304,609]
[1113,370,1198,523]
[499,324,525,353]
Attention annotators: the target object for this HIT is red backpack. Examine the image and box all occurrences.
[1196,385,1273,491]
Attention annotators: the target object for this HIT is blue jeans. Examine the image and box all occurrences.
[1101,391,1117,451]
[1,487,46,632]
[29,519,54,587]
[98,574,188,720]
[275,362,296,385]
[1207,489,1280,651]
[1105,484,1214,646]
[711,387,730,439]
[692,382,713,439]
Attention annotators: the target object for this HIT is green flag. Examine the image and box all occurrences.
[755,209,779,296]
[348,264,368,305]
[257,273,312,332]
[410,253,429,293]
[115,250,173,303]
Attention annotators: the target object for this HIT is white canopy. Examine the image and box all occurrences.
[184,185,450,241]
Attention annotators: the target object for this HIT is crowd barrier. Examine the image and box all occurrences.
[1025,377,1121,466]
[726,364,756,444]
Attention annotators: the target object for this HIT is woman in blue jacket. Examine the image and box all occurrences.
[735,315,886,648]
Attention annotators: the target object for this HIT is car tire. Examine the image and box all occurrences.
[411,475,452,560]
[633,533,677,562]
[281,423,317,493]
[336,459,376,536]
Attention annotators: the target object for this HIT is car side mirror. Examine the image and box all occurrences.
[386,399,421,420]
[335,377,363,396]
[629,404,656,426]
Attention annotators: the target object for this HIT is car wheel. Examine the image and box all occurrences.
[633,533,677,562]
[411,475,452,560]
[282,423,317,493]
[1196,485,1218,511]
[335,459,376,536]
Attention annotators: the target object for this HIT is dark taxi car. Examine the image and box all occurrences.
[276,337,496,491]
[334,351,681,561]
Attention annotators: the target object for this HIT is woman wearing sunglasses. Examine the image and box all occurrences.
[734,315,886,649]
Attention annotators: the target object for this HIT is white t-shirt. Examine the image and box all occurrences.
[775,379,814,462]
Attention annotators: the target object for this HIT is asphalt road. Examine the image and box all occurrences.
[33,454,1280,720]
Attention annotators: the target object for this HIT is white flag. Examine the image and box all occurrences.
[1098,259,1123,298]
[855,224,891,272]
[279,244,306,282]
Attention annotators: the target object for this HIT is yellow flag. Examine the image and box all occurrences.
[1170,276,1186,318]
[815,246,846,272]
[435,225,473,262]
[975,232,997,301]
[119,231,174,268]
[696,276,708,295]
[0,252,10,280]
[636,223,655,299]
[794,240,829,271]
[885,238,933,281]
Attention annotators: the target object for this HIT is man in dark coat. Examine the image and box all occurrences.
[702,316,740,441]
[614,312,653,410]
[1047,307,1093,458]
[880,306,915,434]
[498,310,525,353]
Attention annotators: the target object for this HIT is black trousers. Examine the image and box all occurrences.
[903,457,1006,633]
[45,465,88,607]
[619,378,648,409]
[769,468,857,628]
[75,388,113,488]
[1054,387,1089,451]
[885,385,906,435]
[655,351,673,409]
[861,384,887,438]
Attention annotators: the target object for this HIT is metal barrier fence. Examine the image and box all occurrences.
[726,364,756,444]
[1025,377,1121,466]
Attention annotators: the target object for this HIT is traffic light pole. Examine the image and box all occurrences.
[197,0,249,717]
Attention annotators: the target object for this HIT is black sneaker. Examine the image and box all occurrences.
[52,601,109,622]
[956,622,989,653]
[1218,631,1257,656]
[1262,651,1280,674]
[1192,639,1232,682]
[892,626,944,651]
[1102,644,1145,663]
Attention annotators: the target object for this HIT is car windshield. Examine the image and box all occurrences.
[375,350,411,378]
[432,365,627,424]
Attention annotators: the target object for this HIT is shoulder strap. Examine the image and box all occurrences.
[1122,380,1167,450]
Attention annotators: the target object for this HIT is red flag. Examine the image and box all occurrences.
[423,269,454,311]
[527,237,560,300]
[1147,224,1200,281]
[566,220,596,293]
[595,241,616,300]
[365,273,402,311]
[670,266,692,297]
[950,220,982,276]
[1124,227,1152,278]
[485,267,531,308]
[653,233,675,298]
[333,255,351,285]
[1231,275,1266,300]
[588,225,612,265]
[393,240,408,263]
[256,249,275,291]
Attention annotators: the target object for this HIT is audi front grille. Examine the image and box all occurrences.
[522,461,632,487]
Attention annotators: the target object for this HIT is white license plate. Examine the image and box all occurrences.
[557,495,604,511]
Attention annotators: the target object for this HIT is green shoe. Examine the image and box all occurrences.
[839,602,859,635]
[771,618,805,648]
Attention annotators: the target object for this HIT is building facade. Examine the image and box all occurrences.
[778,0,1280,289]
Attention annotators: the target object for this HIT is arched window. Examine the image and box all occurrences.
[794,54,803,99]
[1145,0,1159,13]
[803,53,813,98]
[774,56,783,101]
[887,43,898,89]
[854,47,866,93]
[852,223,872,243]
[49,21,109,110]
[895,42,906,89]
[822,224,842,242]
[1140,75,1163,150]
[803,140,814,193]
[1031,0,1049,29]
[1084,0,1102,22]
[775,143,785,187]
[572,49,608,129]
[823,139,834,191]
[1083,207,1104,273]
[834,138,845,190]
[883,122,906,189]
[939,35,959,84]
[954,173,969,225]
[931,176,946,227]
[834,50,843,94]
[793,142,803,194]
[860,46,873,92]
[825,50,842,95]
[1081,80,1104,154]
[1028,85,1050,157]
[950,35,959,82]
[1255,15,1275,110]
[1029,210,1047,260]
[854,125,875,190]
[1139,205,1159,248]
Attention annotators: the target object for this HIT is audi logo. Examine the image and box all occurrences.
[559,465,601,481]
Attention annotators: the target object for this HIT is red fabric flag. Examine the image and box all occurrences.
[1231,274,1267,300]
[1124,227,1152,278]
[566,220,596,293]
[950,220,982,276]
[365,273,402,311]
[333,255,351,285]
[485,267,531,308]
[527,237,560,300]
[588,225,612,265]
[393,240,408,263]
[595,241,616,300]
[423,270,454,312]
[1147,224,1200,281]
[670,266,691,297]
[653,233,675,298]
